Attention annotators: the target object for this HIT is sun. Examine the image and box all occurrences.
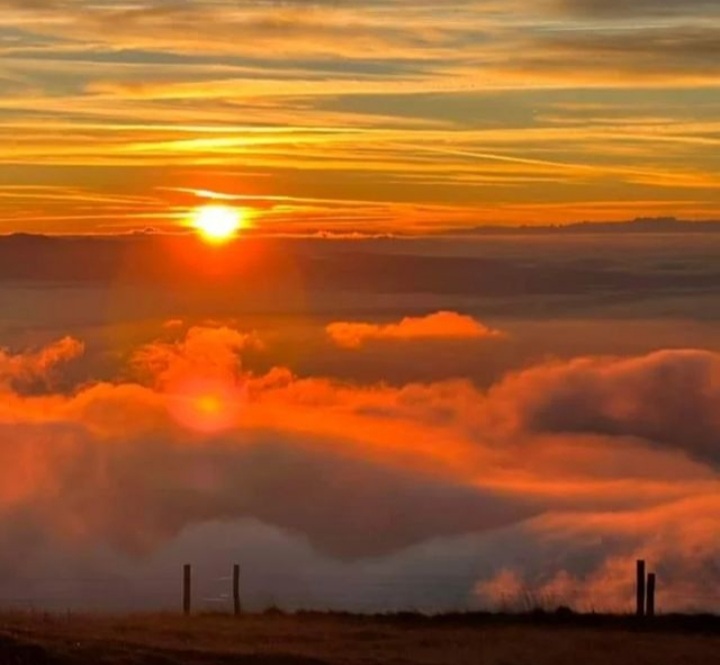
[191,205,246,243]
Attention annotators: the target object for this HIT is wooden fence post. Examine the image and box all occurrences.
[183,564,192,615]
[233,564,242,616]
[636,560,646,617]
[646,573,656,617]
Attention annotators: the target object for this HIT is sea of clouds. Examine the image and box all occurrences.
[0,234,718,613]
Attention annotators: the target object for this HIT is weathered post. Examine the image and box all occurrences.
[646,572,656,617]
[636,560,646,617]
[183,564,192,615]
[233,564,242,616]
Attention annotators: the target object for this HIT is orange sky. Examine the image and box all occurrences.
[0,0,718,235]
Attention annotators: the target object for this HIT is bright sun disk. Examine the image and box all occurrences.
[191,205,245,243]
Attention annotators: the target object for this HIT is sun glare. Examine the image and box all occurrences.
[191,205,245,243]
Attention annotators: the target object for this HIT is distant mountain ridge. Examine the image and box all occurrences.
[445,217,720,236]
[0,228,717,300]
[2,217,719,240]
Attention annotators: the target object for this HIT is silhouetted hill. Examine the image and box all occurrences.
[0,611,719,665]
[447,218,720,236]
[0,233,718,303]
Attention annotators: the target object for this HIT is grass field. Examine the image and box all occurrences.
[0,611,719,664]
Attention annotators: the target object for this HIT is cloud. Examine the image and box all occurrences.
[1,0,718,236]
[127,325,265,432]
[527,26,720,80]
[0,0,452,60]
[485,349,720,468]
[130,325,261,389]
[326,311,504,348]
[0,325,719,610]
[0,329,534,560]
[162,318,184,329]
[474,493,720,613]
[557,0,720,18]
[0,336,84,392]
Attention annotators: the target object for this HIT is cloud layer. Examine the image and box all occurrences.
[0,321,718,611]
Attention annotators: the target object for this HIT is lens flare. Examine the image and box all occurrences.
[166,378,244,433]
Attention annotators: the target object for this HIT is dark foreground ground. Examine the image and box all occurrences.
[0,612,719,665]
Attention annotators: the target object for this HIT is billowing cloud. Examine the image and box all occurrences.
[0,324,718,611]
[485,349,720,467]
[0,336,84,392]
[130,325,261,389]
[474,493,720,613]
[326,311,504,348]
[0,327,535,563]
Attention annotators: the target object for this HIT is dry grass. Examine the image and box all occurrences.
[0,611,718,664]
